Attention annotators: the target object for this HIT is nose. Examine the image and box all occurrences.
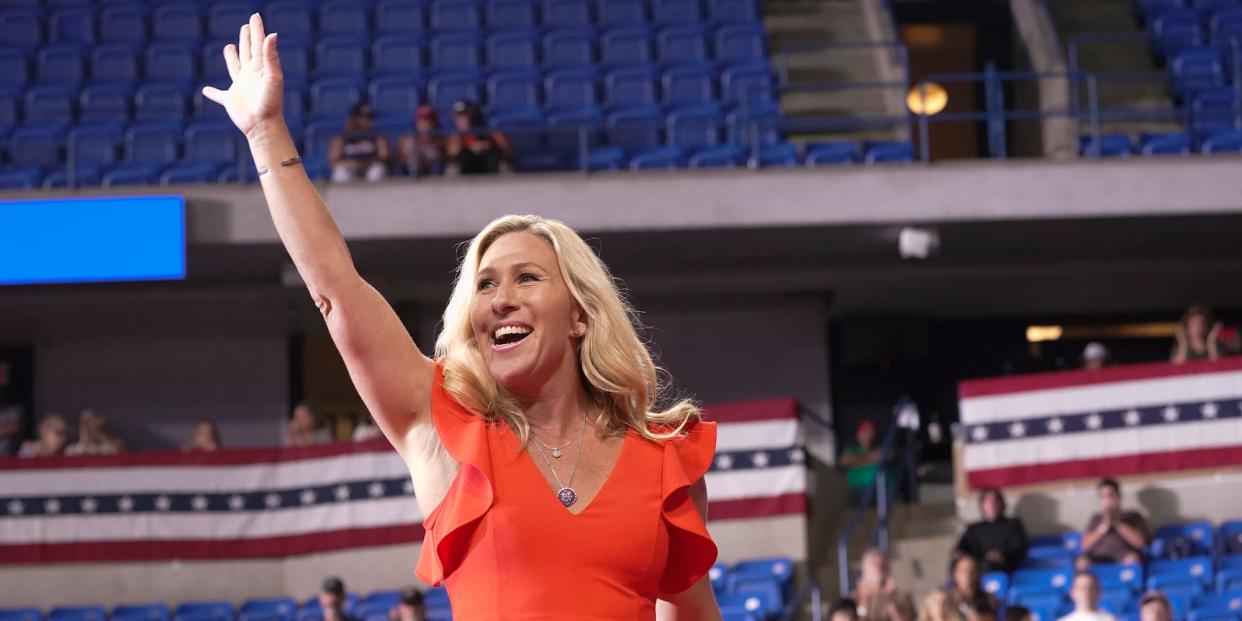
[491,279,519,315]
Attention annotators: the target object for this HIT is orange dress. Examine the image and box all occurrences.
[415,365,719,620]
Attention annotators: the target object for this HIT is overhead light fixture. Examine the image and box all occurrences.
[907,82,948,116]
[1027,325,1064,343]
[898,227,939,259]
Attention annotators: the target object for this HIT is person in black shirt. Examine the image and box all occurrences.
[445,101,513,175]
[319,576,360,621]
[955,487,1029,574]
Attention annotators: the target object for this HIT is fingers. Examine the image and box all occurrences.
[224,43,240,80]
[263,32,281,77]
[238,23,251,66]
[201,86,227,105]
[249,13,265,70]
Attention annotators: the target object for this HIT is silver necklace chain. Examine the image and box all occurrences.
[531,415,588,508]
[529,422,579,458]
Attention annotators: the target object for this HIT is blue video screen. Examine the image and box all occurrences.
[0,195,186,286]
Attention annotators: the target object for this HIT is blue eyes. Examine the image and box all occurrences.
[476,273,539,291]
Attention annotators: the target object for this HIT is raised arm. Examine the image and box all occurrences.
[203,14,435,453]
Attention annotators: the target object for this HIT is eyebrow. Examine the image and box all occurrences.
[476,261,551,277]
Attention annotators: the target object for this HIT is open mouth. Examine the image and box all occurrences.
[492,324,533,350]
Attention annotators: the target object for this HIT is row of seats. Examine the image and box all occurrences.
[708,557,795,621]
[0,0,760,49]
[1023,521,1242,567]
[1143,3,1241,61]
[1079,127,1242,155]
[578,138,915,172]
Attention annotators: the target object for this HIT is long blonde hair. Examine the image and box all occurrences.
[434,214,700,444]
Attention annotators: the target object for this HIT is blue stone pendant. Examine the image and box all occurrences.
[557,487,578,507]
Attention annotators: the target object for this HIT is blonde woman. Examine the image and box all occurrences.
[202,14,720,620]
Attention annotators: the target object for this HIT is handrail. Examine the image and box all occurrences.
[772,40,909,90]
[835,411,902,596]
[780,580,825,621]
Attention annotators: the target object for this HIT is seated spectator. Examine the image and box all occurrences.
[388,587,427,621]
[1082,342,1109,371]
[1171,305,1222,364]
[945,555,999,621]
[1005,607,1032,621]
[851,548,917,621]
[841,420,887,507]
[445,101,513,175]
[330,103,391,183]
[17,414,68,458]
[65,409,124,456]
[955,487,1029,574]
[183,420,222,452]
[286,402,332,447]
[830,598,861,621]
[319,576,359,621]
[352,414,381,442]
[1059,572,1115,621]
[1138,592,1172,621]
[1078,478,1148,569]
[398,105,446,178]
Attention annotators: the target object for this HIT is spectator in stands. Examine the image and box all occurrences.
[954,487,1029,574]
[389,587,427,621]
[1059,571,1115,621]
[918,589,959,621]
[17,414,68,458]
[319,576,359,621]
[330,103,391,184]
[1171,305,1223,364]
[1078,478,1148,569]
[183,420,222,452]
[1138,592,1172,621]
[445,101,513,176]
[286,401,331,447]
[1082,342,1110,371]
[830,598,861,621]
[945,555,999,621]
[398,105,446,178]
[65,409,124,456]
[841,420,885,507]
[852,548,917,621]
[1005,606,1032,621]
[352,414,381,442]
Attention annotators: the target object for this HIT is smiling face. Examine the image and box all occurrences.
[470,232,585,398]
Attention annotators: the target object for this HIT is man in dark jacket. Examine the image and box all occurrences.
[955,487,1029,573]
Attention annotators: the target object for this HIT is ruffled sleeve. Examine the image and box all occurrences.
[415,364,495,586]
[658,419,720,595]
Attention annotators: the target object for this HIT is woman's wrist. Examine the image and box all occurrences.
[245,117,291,148]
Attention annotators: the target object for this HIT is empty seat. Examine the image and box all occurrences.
[805,141,858,165]
[207,2,254,39]
[110,604,171,621]
[25,85,76,123]
[514,150,565,171]
[688,142,743,167]
[303,116,345,158]
[1211,7,1242,45]
[36,45,86,85]
[489,107,545,153]
[98,4,145,45]
[264,1,313,38]
[374,0,425,34]
[90,43,140,83]
[430,32,482,72]
[273,37,310,86]
[542,0,591,28]
[726,98,779,144]
[102,163,161,187]
[657,25,709,64]
[721,61,772,105]
[864,140,915,163]
[184,121,237,164]
[369,74,423,117]
[41,163,103,188]
[281,85,305,119]
[320,0,369,35]
[0,87,19,128]
[161,161,221,184]
[48,7,96,45]
[309,77,363,116]
[48,607,106,621]
[487,68,541,112]
[1152,522,1216,559]
[653,0,703,25]
[662,62,714,106]
[666,102,720,150]
[1191,86,1237,138]
[732,557,796,585]
[427,71,483,111]
[600,26,653,67]
[135,83,187,121]
[0,166,42,190]
[152,2,203,41]
[200,40,233,81]
[629,144,685,169]
[1140,131,1192,156]
[605,64,658,107]
[1148,557,1215,590]
[545,67,598,110]
[9,123,67,167]
[709,0,758,23]
[715,24,766,64]
[0,8,42,49]
[125,122,182,165]
[238,599,297,621]
[487,0,537,30]
[487,30,539,70]
[430,0,482,31]
[145,42,197,87]
[0,49,29,86]
[316,36,367,76]
[79,83,132,122]
[606,104,662,153]
[723,571,786,615]
[1153,10,1202,58]
[371,34,423,75]
[596,0,646,27]
[172,602,234,621]
[546,105,602,155]
[583,145,624,170]
[1089,563,1145,593]
[1079,133,1134,157]
[1172,47,1224,98]
[543,27,595,68]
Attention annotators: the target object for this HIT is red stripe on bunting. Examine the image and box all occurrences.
[959,356,1242,399]
[964,444,1242,490]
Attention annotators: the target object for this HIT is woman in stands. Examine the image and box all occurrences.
[202,15,721,620]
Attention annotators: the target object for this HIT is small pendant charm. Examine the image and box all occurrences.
[557,487,578,507]
[552,448,562,458]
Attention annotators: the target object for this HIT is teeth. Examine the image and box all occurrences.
[494,325,533,340]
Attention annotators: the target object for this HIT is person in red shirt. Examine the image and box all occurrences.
[398,105,446,178]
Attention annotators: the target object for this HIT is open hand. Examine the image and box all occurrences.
[201,13,284,139]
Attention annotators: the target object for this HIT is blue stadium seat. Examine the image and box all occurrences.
[99,4,146,44]
[657,25,709,64]
[689,142,744,167]
[1029,532,1084,556]
[430,32,483,72]
[489,107,545,152]
[102,162,161,187]
[628,144,685,169]
[723,572,785,617]
[0,165,43,189]
[1172,48,1224,98]
[192,85,231,121]
[719,612,760,621]
[1079,133,1134,157]
[1190,86,1237,139]
[709,0,758,23]
[427,71,483,111]
[545,67,598,110]
[488,68,541,112]
[1138,0,1183,22]
[217,162,261,183]
[374,0,425,34]
[582,145,624,170]
[546,105,602,155]
[804,141,861,164]
[264,1,313,38]
[865,140,915,163]
[160,161,222,184]
[49,607,108,621]
[513,150,564,170]
[10,126,67,171]
[309,77,363,116]
[486,30,539,70]
[1090,563,1144,593]
[667,102,721,150]
[1202,127,1242,152]
[90,43,140,83]
[238,599,296,621]
[316,36,367,77]
[1186,610,1241,621]
[542,0,591,28]
[715,593,771,620]
[184,120,237,164]
[145,42,197,87]
[111,604,172,621]
[543,27,596,68]
[278,37,312,86]
[596,0,646,27]
[0,49,29,87]
[207,2,254,40]
[0,87,18,129]
[653,0,703,25]
[429,0,482,31]
[1148,557,1214,590]
[125,122,182,165]
[172,602,234,621]
[25,85,76,123]
[152,2,203,42]
[981,571,1010,598]
[1194,0,1236,22]
[320,0,369,35]
[1191,592,1242,616]
[1100,589,1138,618]
[600,26,653,67]
[606,104,663,154]
[135,83,187,121]
[487,0,537,30]
[358,592,401,610]
[1011,567,1074,593]
[0,608,41,621]
[1223,522,1242,555]
[200,40,232,82]
[662,62,714,106]
[48,7,96,45]
[36,45,86,85]
[605,64,658,108]
[67,122,124,165]
[721,61,773,105]
[1008,586,1067,610]
[715,24,766,64]
[41,163,102,188]
[732,557,796,586]
[1152,522,1215,559]
[369,74,423,117]
[303,116,346,158]
[726,98,780,145]
[1211,7,1242,59]
[0,7,42,49]
[1154,10,1203,58]
[371,34,423,75]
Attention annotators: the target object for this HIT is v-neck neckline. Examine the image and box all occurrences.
[517,426,633,517]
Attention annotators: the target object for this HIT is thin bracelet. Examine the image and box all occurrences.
[256,156,303,177]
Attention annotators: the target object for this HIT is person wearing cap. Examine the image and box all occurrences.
[445,100,513,175]
[329,103,391,183]
[1081,342,1109,371]
[398,105,446,178]
[319,576,360,621]
[388,587,427,621]
[840,420,887,507]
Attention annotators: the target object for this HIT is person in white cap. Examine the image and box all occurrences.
[1082,342,1109,371]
